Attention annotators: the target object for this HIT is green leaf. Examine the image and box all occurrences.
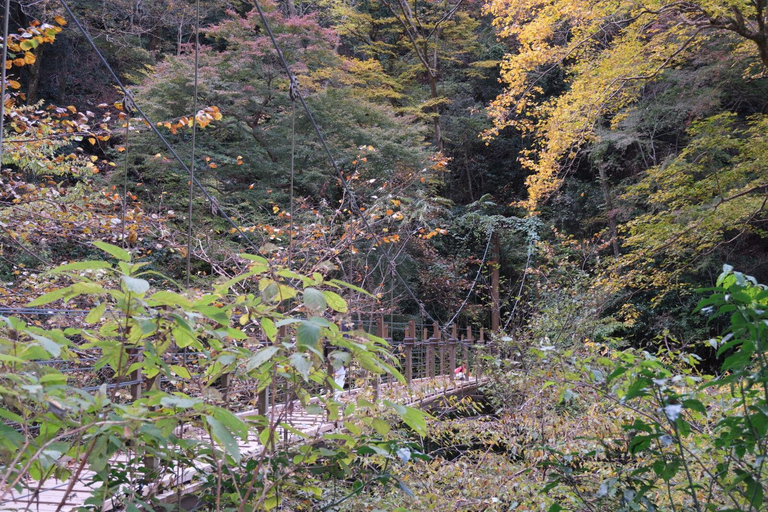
[289,353,312,381]
[329,279,373,297]
[160,395,200,409]
[205,415,241,462]
[261,318,277,342]
[372,417,391,435]
[27,287,69,307]
[170,365,192,379]
[93,241,131,262]
[623,377,651,400]
[212,407,249,439]
[246,346,280,372]
[401,406,428,436]
[396,479,415,498]
[303,288,327,313]
[297,320,321,348]
[28,333,61,357]
[51,261,112,273]
[196,305,230,325]
[85,303,107,324]
[239,253,269,265]
[323,290,348,313]
[628,434,657,454]
[122,275,150,295]
[149,291,193,309]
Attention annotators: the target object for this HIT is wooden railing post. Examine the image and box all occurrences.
[463,326,472,369]
[448,324,457,382]
[128,348,156,470]
[258,386,268,416]
[219,372,232,402]
[437,322,445,377]
[426,323,437,379]
[404,320,414,386]
[475,327,485,380]
[256,332,270,417]
[129,348,142,401]
[375,316,384,399]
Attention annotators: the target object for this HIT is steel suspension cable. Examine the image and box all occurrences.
[0,0,10,169]
[502,231,535,331]
[120,114,130,247]
[186,0,201,287]
[57,0,263,254]
[249,0,437,325]
[442,227,493,331]
[289,100,295,269]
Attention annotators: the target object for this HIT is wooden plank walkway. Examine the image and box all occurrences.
[0,375,486,511]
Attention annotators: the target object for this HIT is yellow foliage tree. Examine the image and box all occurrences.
[483,0,768,210]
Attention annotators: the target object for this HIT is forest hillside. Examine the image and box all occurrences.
[1,0,768,509]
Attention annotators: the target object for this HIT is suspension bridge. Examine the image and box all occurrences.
[0,0,528,503]
[0,317,496,511]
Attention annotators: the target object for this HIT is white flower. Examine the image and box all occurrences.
[664,404,683,422]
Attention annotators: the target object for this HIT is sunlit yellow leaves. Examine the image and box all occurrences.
[158,106,223,134]
[482,0,754,211]
[54,15,67,25]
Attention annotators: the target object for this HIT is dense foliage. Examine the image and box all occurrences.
[2,0,768,508]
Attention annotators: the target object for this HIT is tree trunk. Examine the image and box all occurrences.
[285,0,297,17]
[26,46,43,106]
[598,164,620,258]
[429,74,443,152]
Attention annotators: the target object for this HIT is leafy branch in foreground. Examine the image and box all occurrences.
[0,242,428,510]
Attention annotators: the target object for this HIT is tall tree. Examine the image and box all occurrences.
[484,0,768,210]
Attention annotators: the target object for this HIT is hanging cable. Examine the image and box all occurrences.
[186,0,201,287]
[58,0,263,254]
[0,0,10,169]
[120,112,131,248]
[442,227,493,331]
[249,0,437,325]
[288,98,295,270]
[502,231,535,331]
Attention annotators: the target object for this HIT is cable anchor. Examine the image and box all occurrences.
[121,89,136,116]
[288,75,300,102]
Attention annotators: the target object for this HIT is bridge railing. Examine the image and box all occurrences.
[13,312,493,418]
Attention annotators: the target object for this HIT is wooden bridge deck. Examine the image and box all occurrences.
[0,375,487,511]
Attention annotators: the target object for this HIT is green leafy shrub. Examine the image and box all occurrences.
[0,242,427,510]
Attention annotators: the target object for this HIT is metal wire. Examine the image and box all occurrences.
[442,227,493,331]
[0,307,90,316]
[0,0,10,169]
[502,230,536,331]
[57,0,263,254]
[186,0,201,287]
[248,0,438,326]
